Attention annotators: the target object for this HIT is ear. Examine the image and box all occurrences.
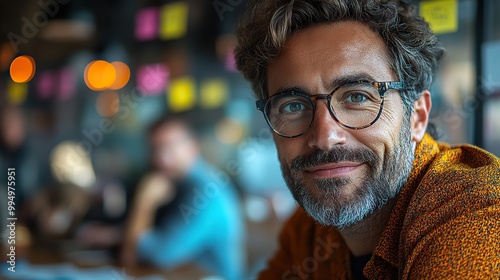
[410,90,432,142]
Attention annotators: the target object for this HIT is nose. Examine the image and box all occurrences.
[307,100,347,151]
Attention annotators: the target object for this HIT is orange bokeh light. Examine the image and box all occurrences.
[109,61,130,90]
[1,43,15,72]
[84,60,116,91]
[10,55,36,83]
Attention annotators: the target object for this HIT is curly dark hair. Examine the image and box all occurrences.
[235,0,445,137]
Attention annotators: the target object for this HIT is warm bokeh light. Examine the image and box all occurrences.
[84,60,116,91]
[200,78,228,109]
[0,43,15,72]
[10,55,36,83]
[96,91,120,117]
[215,118,245,144]
[50,141,96,189]
[109,61,130,90]
[168,76,196,112]
[160,1,189,40]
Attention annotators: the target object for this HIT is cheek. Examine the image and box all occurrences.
[274,135,302,165]
[353,104,405,161]
[376,97,406,142]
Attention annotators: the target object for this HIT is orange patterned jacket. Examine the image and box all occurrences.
[258,133,500,279]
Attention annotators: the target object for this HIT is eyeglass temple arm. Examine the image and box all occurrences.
[256,99,267,111]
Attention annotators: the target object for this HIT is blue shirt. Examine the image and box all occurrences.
[137,158,246,280]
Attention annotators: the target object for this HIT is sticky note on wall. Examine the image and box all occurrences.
[160,2,189,40]
[7,81,28,105]
[168,76,196,112]
[137,63,169,95]
[58,67,76,101]
[37,71,56,99]
[200,78,229,109]
[420,0,458,34]
[135,7,160,41]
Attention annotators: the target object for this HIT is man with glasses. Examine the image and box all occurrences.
[235,0,500,279]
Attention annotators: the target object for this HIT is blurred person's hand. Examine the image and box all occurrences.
[120,172,174,267]
[135,172,175,208]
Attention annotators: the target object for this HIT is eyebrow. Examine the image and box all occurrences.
[271,73,378,97]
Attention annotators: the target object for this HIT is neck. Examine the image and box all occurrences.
[338,199,395,256]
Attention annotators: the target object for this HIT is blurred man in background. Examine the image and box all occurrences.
[121,115,246,280]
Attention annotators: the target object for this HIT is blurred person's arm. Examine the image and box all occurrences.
[133,193,222,269]
[121,173,174,266]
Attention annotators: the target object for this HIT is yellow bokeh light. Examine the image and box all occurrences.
[84,60,116,91]
[168,76,196,112]
[96,91,120,117]
[200,78,228,109]
[10,55,36,83]
[7,81,28,105]
[109,61,130,90]
[160,1,189,40]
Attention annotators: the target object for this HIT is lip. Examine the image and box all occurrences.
[303,162,364,178]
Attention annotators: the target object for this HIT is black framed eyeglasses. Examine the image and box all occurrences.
[256,80,408,138]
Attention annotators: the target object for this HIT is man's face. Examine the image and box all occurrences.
[150,122,197,180]
[267,21,415,228]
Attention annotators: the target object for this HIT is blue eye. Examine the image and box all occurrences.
[347,93,368,103]
[283,102,307,113]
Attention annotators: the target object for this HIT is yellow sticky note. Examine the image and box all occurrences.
[168,76,196,112]
[420,0,458,34]
[160,2,189,40]
[7,81,28,105]
[200,79,229,109]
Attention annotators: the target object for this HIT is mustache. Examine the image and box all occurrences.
[290,146,379,172]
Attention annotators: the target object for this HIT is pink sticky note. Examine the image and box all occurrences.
[135,7,160,41]
[37,71,56,99]
[136,63,169,95]
[57,67,76,101]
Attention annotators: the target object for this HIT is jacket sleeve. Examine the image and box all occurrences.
[405,205,500,279]
[258,208,305,280]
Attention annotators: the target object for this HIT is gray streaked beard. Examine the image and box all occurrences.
[280,118,414,228]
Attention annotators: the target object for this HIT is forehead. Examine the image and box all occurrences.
[267,20,396,95]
